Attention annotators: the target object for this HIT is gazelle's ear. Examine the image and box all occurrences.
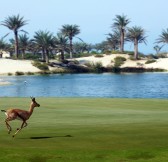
[30,96,35,101]
[30,97,36,102]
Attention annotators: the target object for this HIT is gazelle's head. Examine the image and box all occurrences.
[30,97,40,108]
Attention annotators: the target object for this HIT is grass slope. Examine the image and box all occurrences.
[0,98,168,162]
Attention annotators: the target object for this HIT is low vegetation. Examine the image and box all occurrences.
[15,71,25,75]
[7,72,12,76]
[114,56,127,67]
[0,98,168,161]
[84,61,104,73]
[145,59,156,64]
[25,71,35,75]
[32,61,49,71]
[94,54,104,58]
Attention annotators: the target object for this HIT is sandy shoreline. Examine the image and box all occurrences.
[0,54,167,77]
[0,59,41,75]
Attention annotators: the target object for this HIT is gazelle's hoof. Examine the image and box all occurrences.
[12,135,15,138]
[17,128,19,130]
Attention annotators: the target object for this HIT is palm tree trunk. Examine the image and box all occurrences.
[45,49,49,63]
[60,50,64,61]
[14,30,19,58]
[42,48,45,61]
[134,39,138,60]
[69,37,73,59]
[120,29,124,53]
[22,49,25,59]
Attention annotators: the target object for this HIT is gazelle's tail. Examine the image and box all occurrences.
[1,110,6,112]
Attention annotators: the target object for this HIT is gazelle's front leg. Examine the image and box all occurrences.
[13,121,27,138]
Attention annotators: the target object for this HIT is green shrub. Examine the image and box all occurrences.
[32,61,49,70]
[129,56,135,60]
[137,62,144,67]
[90,51,98,54]
[73,53,92,58]
[93,62,103,71]
[84,61,104,73]
[84,62,93,68]
[15,71,25,75]
[129,56,142,60]
[64,53,92,59]
[37,71,51,75]
[124,51,135,55]
[111,50,135,55]
[25,72,35,75]
[7,73,12,76]
[104,50,112,55]
[24,53,40,60]
[114,56,126,67]
[94,54,104,58]
[51,68,70,74]
[68,64,90,73]
[111,50,120,54]
[145,59,156,64]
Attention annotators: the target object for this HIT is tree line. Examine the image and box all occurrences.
[0,14,168,63]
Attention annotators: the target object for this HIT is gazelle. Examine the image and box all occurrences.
[1,97,40,137]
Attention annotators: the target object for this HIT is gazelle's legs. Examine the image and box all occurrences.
[17,122,27,130]
[13,121,27,137]
[5,119,12,134]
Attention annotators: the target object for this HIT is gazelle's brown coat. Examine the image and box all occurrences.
[1,97,40,137]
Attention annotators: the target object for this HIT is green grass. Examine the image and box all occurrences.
[0,98,168,161]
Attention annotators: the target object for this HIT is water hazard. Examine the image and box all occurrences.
[0,73,168,98]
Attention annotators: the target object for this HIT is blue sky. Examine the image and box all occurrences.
[0,0,168,54]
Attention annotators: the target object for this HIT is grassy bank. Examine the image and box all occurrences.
[0,98,168,161]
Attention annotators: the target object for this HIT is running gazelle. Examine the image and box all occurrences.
[1,97,40,137]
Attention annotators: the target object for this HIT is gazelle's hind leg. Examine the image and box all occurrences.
[13,121,27,138]
[5,119,12,134]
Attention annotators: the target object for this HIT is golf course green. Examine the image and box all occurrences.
[0,98,168,162]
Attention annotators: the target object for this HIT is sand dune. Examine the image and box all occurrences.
[75,54,168,70]
[0,59,41,75]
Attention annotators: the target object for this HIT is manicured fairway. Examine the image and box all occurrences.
[0,98,168,162]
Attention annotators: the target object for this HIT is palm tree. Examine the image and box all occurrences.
[73,42,89,54]
[94,41,108,53]
[1,14,28,58]
[54,33,69,61]
[155,28,168,45]
[60,24,80,58]
[8,38,15,55]
[0,34,12,57]
[0,38,7,49]
[153,45,163,55]
[33,30,54,63]
[126,26,147,59]
[0,38,6,58]
[106,30,120,51]
[19,34,30,59]
[112,14,130,52]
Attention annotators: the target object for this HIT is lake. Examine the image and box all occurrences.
[0,73,168,98]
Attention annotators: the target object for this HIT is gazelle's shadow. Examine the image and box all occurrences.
[30,135,73,139]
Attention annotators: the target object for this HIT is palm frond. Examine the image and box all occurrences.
[155,28,168,44]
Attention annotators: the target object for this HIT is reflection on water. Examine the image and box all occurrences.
[0,73,168,98]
